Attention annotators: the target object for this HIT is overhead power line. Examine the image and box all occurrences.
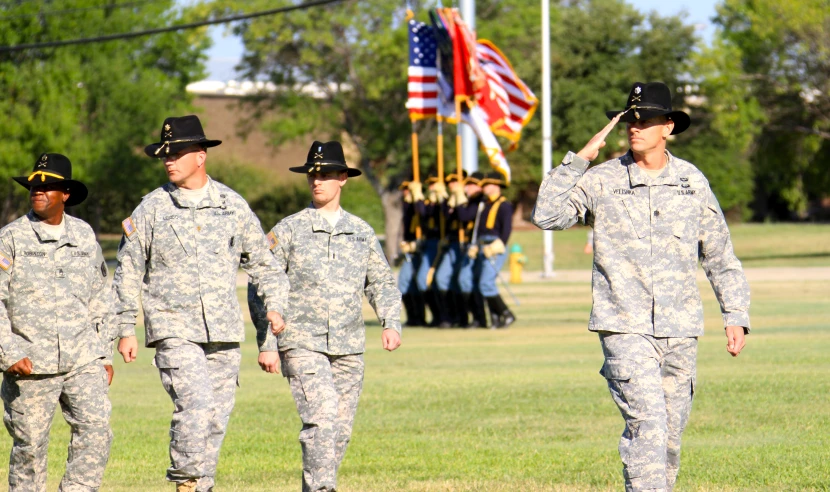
[0,0,346,53]
[0,0,162,21]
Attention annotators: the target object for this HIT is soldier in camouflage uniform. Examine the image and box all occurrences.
[112,116,289,492]
[0,153,115,492]
[532,82,751,491]
[248,141,402,492]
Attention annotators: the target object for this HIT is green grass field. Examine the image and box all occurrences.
[3,227,830,491]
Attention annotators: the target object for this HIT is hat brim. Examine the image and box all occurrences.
[144,139,222,158]
[606,109,690,135]
[479,178,507,188]
[13,176,88,207]
[289,163,361,177]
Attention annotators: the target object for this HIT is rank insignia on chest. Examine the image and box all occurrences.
[0,253,11,271]
[122,217,136,238]
[55,268,66,278]
[267,231,279,250]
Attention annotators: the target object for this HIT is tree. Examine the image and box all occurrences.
[712,0,830,219]
[0,0,209,229]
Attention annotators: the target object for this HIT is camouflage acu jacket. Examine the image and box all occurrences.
[532,151,750,337]
[113,178,288,346]
[0,212,113,373]
[249,207,401,355]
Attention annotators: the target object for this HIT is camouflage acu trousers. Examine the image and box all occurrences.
[154,338,241,491]
[1,359,112,492]
[281,349,365,492]
[599,333,697,492]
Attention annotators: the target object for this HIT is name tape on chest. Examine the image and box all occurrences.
[347,236,368,243]
[0,252,11,271]
[612,189,636,195]
[71,251,91,257]
[266,231,279,250]
[215,210,235,216]
[162,214,180,221]
[23,251,46,257]
[122,217,136,237]
[676,189,697,195]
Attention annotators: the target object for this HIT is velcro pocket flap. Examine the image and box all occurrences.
[153,351,180,369]
[599,357,635,381]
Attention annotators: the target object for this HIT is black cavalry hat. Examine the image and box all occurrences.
[13,153,88,207]
[464,171,485,186]
[289,141,362,177]
[606,82,690,135]
[144,115,222,158]
[445,169,468,183]
[479,171,508,188]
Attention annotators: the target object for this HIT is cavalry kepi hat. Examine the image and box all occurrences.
[479,171,508,188]
[13,153,88,207]
[289,141,361,177]
[606,82,690,135]
[144,115,222,158]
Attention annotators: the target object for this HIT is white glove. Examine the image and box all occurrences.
[407,181,424,202]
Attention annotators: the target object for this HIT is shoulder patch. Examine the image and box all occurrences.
[122,217,136,238]
[266,231,278,250]
[0,252,11,271]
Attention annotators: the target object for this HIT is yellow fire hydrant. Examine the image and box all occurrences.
[509,243,528,284]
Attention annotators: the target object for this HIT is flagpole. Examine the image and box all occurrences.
[460,0,478,175]
[437,115,446,240]
[541,0,555,277]
[411,121,422,240]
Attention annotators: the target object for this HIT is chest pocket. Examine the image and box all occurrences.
[595,194,649,242]
[333,234,370,284]
[155,223,191,266]
[12,252,51,297]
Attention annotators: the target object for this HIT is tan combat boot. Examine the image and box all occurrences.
[176,479,197,492]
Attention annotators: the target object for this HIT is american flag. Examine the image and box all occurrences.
[406,19,438,120]
[476,39,538,147]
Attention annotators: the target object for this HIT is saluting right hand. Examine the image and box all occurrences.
[6,357,32,376]
[576,111,625,162]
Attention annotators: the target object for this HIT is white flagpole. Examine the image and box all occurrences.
[541,0,555,277]
[460,0,478,174]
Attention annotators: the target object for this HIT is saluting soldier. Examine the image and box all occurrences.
[532,82,750,491]
[112,115,289,492]
[470,172,516,329]
[0,153,116,492]
[397,178,426,327]
[248,141,401,492]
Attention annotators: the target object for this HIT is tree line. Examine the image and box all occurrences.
[1,0,828,246]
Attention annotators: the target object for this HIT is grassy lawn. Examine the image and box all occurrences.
[4,269,828,491]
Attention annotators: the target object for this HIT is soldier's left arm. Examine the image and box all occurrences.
[699,187,751,334]
[499,200,514,243]
[239,205,288,318]
[0,234,28,371]
[89,243,117,364]
[364,235,402,337]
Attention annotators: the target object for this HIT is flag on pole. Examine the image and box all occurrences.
[462,106,511,184]
[406,19,438,121]
[475,39,539,148]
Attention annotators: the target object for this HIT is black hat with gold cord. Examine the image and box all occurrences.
[13,153,88,207]
[289,141,362,177]
[605,82,690,135]
[144,115,222,158]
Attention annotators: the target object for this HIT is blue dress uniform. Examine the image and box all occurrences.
[473,172,516,329]
[434,171,469,326]
[414,174,446,326]
[397,181,426,326]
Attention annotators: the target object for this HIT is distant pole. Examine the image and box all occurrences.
[460,0,478,174]
[541,0,555,277]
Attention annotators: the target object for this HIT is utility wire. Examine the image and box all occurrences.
[0,0,346,53]
[0,0,163,21]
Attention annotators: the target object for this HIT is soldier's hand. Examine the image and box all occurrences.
[576,111,625,162]
[258,351,281,374]
[6,357,32,376]
[725,326,746,357]
[104,365,114,385]
[381,329,401,352]
[118,336,138,363]
[267,311,286,336]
